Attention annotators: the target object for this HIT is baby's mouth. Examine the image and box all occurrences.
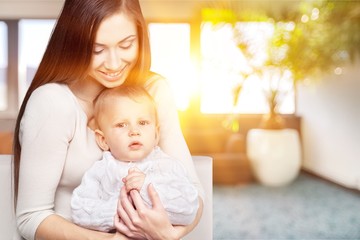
[129,141,142,150]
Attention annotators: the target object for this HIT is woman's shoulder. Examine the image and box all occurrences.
[144,72,167,88]
[28,83,76,114]
[21,83,78,139]
[33,82,70,98]
[31,83,75,103]
[144,72,172,98]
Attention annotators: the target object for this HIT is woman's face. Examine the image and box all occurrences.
[88,12,139,88]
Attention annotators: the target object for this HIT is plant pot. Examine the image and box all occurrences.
[246,128,301,187]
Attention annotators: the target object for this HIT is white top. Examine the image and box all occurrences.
[71,147,199,232]
[16,75,204,240]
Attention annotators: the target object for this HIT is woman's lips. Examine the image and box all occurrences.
[100,65,127,81]
[104,71,121,77]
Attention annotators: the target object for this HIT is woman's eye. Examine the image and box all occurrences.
[119,40,134,50]
[93,48,104,55]
[119,44,131,50]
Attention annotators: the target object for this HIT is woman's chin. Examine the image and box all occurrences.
[100,77,127,88]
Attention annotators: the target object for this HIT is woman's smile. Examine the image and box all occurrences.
[98,65,129,83]
[102,70,121,78]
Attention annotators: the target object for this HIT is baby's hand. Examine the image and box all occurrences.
[122,167,145,193]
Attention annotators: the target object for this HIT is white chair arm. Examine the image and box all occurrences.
[184,156,213,240]
[0,155,16,240]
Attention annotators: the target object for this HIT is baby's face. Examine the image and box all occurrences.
[99,96,158,162]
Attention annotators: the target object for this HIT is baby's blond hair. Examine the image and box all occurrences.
[94,85,158,130]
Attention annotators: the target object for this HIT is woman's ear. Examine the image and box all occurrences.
[95,129,110,151]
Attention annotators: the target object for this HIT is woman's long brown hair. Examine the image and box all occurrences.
[13,0,151,205]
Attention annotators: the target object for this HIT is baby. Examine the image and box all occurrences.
[71,85,199,232]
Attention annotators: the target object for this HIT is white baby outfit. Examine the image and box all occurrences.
[71,146,199,232]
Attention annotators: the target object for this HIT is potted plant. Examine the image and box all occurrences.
[231,54,302,186]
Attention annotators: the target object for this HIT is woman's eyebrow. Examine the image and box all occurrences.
[121,35,137,42]
[95,35,137,47]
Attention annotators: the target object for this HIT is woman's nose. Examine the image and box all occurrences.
[104,49,121,70]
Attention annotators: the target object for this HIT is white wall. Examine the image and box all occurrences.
[297,63,360,190]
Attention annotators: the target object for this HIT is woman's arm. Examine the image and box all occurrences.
[17,85,76,239]
[36,215,128,240]
[173,198,204,238]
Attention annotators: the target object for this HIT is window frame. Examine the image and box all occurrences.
[0,20,19,119]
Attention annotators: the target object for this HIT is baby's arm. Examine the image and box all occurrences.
[71,160,119,232]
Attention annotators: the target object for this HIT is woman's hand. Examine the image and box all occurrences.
[114,184,179,240]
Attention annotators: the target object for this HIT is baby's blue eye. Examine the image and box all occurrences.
[116,123,127,128]
[139,120,149,126]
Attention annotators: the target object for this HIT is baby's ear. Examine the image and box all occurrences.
[95,129,109,151]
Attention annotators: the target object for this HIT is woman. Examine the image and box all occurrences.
[13,0,204,239]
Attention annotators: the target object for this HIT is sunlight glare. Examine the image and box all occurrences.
[148,23,195,111]
[199,21,296,114]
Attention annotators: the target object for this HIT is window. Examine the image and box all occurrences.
[1,18,296,119]
[18,19,56,103]
[200,21,295,114]
[0,21,8,111]
[148,23,194,111]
